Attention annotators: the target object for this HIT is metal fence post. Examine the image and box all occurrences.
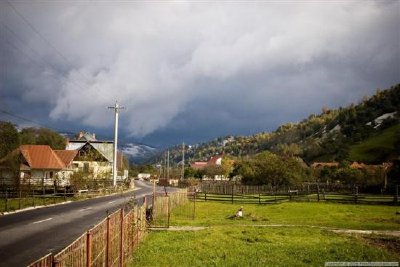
[106,215,110,266]
[86,230,92,267]
[119,208,124,267]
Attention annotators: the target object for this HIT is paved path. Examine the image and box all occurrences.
[0,181,165,267]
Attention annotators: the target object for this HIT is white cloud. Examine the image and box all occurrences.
[2,1,399,141]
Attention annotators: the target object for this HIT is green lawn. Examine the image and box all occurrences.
[131,202,400,267]
[172,202,400,230]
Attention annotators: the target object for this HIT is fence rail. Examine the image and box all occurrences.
[28,189,190,267]
[197,183,399,205]
[27,198,147,267]
[151,189,190,228]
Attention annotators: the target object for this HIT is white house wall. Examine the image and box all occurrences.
[73,161,112,179]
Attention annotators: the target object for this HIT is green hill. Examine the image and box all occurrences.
[150,84,400,165]
[349,123,400,163]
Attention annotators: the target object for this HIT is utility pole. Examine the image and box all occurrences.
[181,142,185,180]
[167,150,170,183]
[108,102,125,187]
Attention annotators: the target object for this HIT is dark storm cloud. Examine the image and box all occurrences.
[0,1,399,147]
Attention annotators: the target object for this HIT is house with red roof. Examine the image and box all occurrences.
[0,145,77,187]
[189,155,228,181]
[0,136,129,188]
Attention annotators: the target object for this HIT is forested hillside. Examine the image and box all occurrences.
[153,84,400,165]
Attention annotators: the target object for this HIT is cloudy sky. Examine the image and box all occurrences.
[0,1,399,148]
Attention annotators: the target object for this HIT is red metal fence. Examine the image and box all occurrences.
[151,189,192,228]
[28,199,147,267]
[28,189,191,267]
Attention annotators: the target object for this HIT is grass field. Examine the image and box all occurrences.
[131,202,400,267]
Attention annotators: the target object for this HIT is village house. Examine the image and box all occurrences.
[66,131,129,181]
[0,132,129,189]
[189,155,228,181]
[0,145,76,188]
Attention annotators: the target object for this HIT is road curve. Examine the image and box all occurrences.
[0,180,164,267]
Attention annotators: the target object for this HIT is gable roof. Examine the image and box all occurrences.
[20,145,65,170]
[208,155,223,165]
[311,162,339,168]
[190,162,208,169]
[54,150,78,166]
[66,141,114,162]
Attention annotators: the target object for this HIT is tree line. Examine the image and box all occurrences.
[0,121,66,159]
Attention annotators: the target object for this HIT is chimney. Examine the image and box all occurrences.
[92,133,96,140]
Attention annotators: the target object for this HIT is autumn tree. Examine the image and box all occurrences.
[19,127,66,149]
[0,121,20,159]
[236,151,310,187]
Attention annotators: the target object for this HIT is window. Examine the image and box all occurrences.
[84,163,90,173]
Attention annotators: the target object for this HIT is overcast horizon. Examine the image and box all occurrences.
[1,1,399,148]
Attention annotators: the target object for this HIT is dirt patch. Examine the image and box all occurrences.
[331,229,400,238]
[363,235,400,254]
[149,226,208,231]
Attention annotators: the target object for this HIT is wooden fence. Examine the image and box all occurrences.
[151,188,191,228]
[28,199,147,267]
[197,183,399,205]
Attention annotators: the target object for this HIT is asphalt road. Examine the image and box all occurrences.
[0,180,163,267]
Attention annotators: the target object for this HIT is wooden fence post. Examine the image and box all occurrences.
[394,185,398,205]
[193,192,196,220]
[167,196,171,228]
[354,186,358,204]
[86,230,92,267]
[231,184,234,204]
[119,208,124,267]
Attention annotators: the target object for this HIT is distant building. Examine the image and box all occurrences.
[310,162,339,169]
[190,155,223,170]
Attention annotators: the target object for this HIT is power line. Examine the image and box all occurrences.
[5,0,112,104]
[6,0,74,67]
[0,107,75,135]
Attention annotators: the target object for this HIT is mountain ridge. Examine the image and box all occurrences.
[149,84,400,165]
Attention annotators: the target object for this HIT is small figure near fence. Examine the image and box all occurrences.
[236,207,243,218]
[227,207,244,219]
